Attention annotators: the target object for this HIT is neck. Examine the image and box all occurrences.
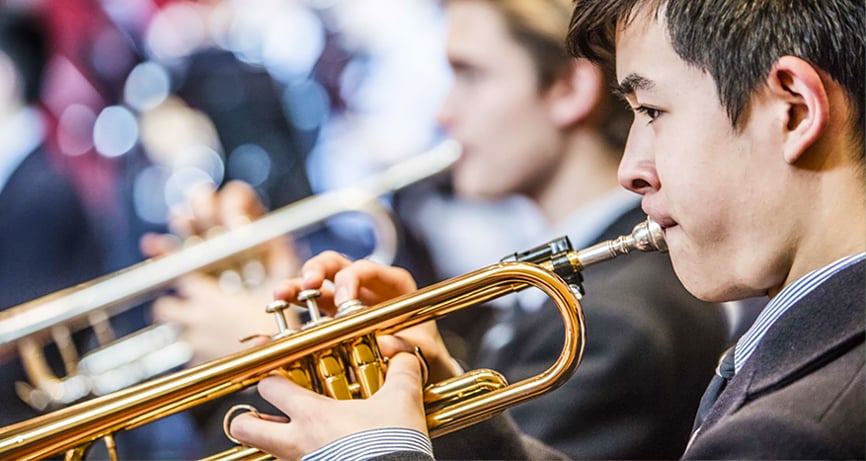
[531,128,622,226]
[772,153,866,298]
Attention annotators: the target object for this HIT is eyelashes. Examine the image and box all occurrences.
[633,105,662,123]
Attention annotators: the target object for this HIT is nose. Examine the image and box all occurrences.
[617,124,659,195]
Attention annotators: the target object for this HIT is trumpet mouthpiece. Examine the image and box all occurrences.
[576,218,667,268]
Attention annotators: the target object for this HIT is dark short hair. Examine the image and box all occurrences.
[566,0,865,155]
[0,10,49,104]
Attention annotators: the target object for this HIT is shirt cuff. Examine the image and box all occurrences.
[302,427,433,461]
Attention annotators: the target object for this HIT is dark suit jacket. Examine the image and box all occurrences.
[372,252,864,461]
[0,147,104,425]
[683,260,865,459]
[434,205,728,460]
[377,256,866,461]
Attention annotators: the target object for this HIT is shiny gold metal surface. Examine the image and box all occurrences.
[0,218,666,460]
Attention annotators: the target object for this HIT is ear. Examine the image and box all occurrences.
[546,58,603,128]
[765,56,829,164]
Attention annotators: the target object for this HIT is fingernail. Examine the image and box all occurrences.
[414,347,430,384]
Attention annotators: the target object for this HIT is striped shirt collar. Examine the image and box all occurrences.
[733,252,866,373]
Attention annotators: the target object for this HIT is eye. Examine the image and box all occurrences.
[634,105,662,124]
[451,62,482,84]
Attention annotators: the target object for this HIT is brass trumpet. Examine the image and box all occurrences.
[0,139,461,410]
[0,218,666,460]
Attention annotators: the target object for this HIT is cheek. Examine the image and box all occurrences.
[452,90,523,146]
[464,94,550,160]
[454,120,556,197]
[657,153,760,300]
[655,127,735,214]
[450,74,554,195]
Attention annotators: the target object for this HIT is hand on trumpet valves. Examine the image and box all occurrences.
[275,251,463,383]
[229,349,429,460]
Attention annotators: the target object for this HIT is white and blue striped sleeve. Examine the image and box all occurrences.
[302,428,434,461]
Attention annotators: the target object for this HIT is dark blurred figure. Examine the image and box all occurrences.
[0,8,105,425]
[0,9,205,459]
[175,49,314,210]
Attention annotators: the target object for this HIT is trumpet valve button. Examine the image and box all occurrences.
[336,299,365,317]
[265,300,293,333]
[297,289,324,322]
[297,289,322,303]
[265,299,291,313]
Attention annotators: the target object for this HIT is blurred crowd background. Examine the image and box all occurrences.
[18,0,454,271]
[0,1,492,456]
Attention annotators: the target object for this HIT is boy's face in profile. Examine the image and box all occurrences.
[613,9,796,303]
[439,0,571,201]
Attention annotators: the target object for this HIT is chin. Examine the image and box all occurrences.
[674,265,756,303]
[453,178,502,201]
[669,252,724,302]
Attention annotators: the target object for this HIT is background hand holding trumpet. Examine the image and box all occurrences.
[141,180,301,366]
[0,140,458,412]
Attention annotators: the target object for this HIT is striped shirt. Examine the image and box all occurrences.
[303,428,433,461]
[733,252,866,373]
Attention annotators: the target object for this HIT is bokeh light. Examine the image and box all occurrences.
[93,105,139,158]
[57,103,96,157]
[124,62,171,112]
[227,144,271,187]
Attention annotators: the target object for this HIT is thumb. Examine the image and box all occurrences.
[380,350,424,392]
[257,374,324,415]
[376,334,416,358]
[372,351,427,433]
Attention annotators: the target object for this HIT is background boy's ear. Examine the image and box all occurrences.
[766,56,829,164]
[547,58,603,128]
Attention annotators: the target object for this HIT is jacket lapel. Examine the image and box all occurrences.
[699,260,865,430]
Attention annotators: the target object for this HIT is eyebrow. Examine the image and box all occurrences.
[613,73,655,99]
